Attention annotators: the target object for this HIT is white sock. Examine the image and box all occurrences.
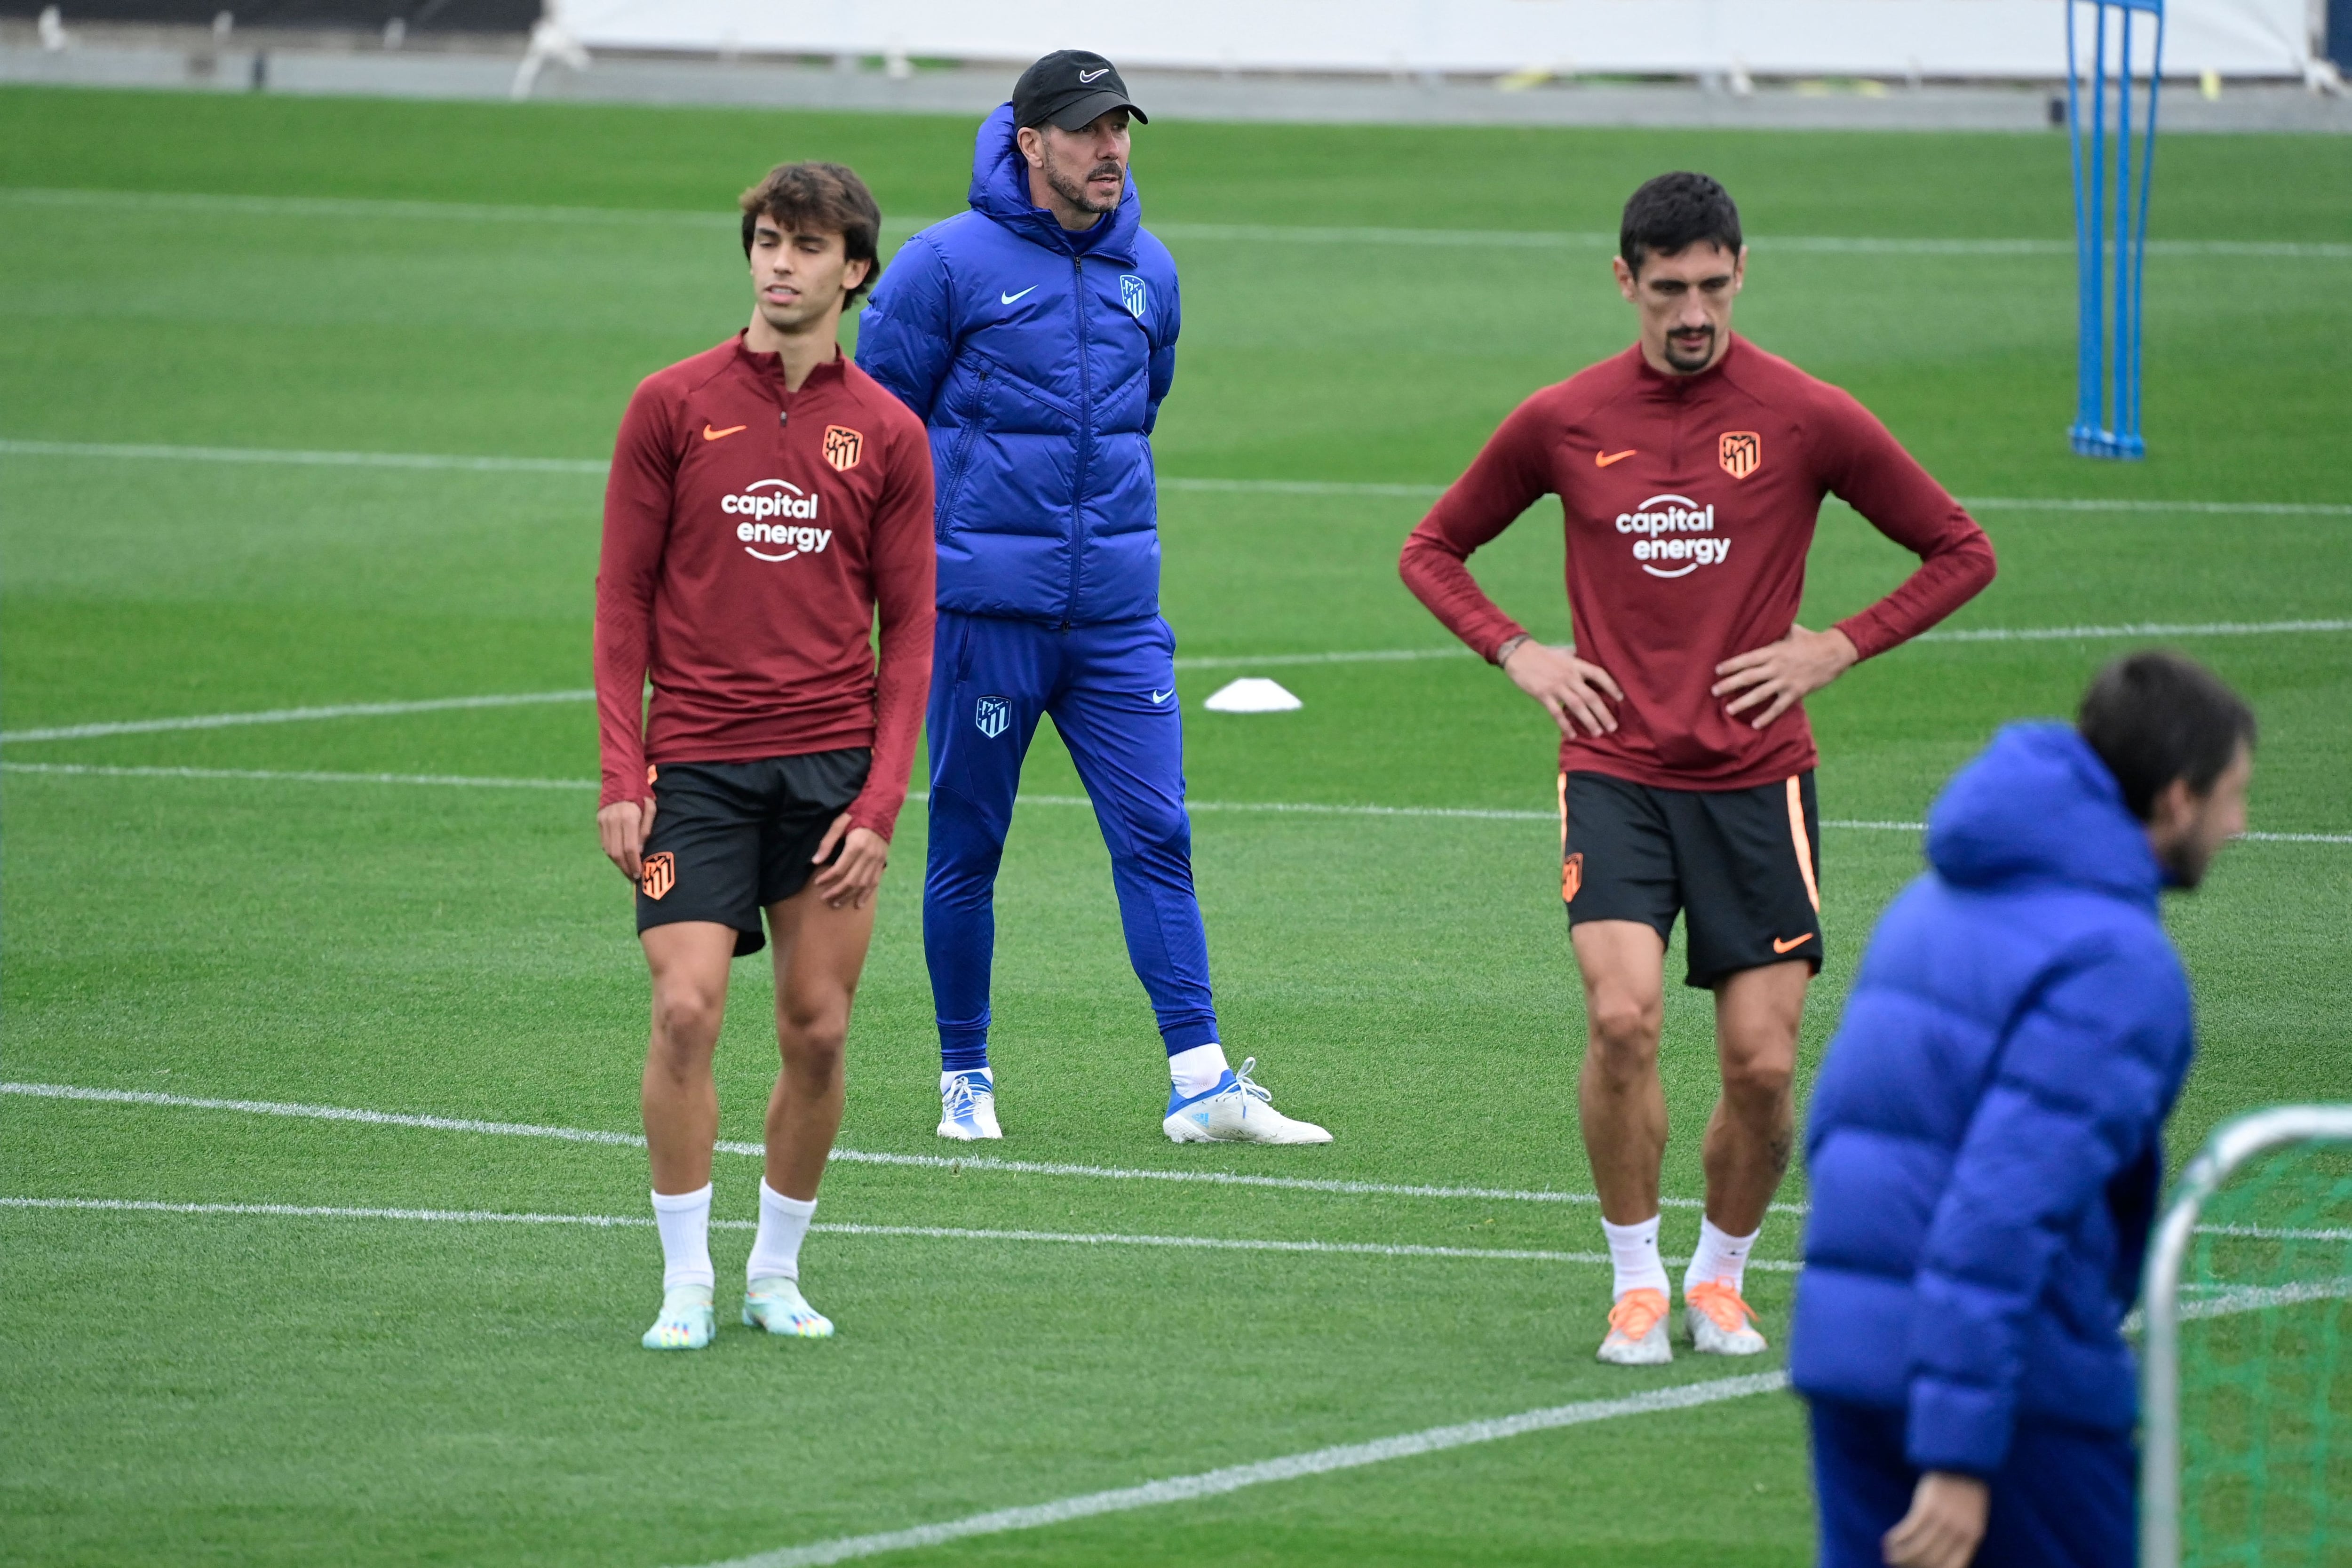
[1168,1042,1231,1098]
[1601,1214,1671,1300]
[650,1184,714,1291]
[1683,1217,1760,1297]
[745,1182,817,1283]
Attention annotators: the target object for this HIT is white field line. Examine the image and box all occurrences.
[2179,1276,2352,1319]
[0,1196,1802,1268]
[6,616,2347,748]
[2124,1274,2352,1334]
[5,438,2350,519]
[9,188,2348,261]
[0,438,605,475]
[7,766,2344,844]
[2197,1222,2352,1243]
[0,1081,1773,1212]
[7,765,2344,844]
[0,691,596,744]
[0,762,598,789]
[684,1371,1792,1568]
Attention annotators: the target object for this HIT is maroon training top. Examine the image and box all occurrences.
[595,334,936,836]
[1400,337,1996,791]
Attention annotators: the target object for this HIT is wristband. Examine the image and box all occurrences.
[1494,634,1530,667]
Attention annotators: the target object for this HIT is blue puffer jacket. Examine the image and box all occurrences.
[1789,722,2195,1476]
[854,104,1181,626]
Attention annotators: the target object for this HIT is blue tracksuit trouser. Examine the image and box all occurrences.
[923,610,1219,1068]
[1808,1398,2135,1568]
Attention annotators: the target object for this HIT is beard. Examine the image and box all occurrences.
[1042,144,1123,215]
[1663,326,1716,372]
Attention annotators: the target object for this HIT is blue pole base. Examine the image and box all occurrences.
[2069,423,2147,460]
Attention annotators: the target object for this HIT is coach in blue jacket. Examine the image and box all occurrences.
[856,50,1328,1147]
[1791,651,2255,1568]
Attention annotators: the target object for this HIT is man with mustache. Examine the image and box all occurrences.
[1400,172,1996,1365]
[858,50,1329,1146]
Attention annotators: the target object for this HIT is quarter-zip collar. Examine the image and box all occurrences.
[731,332,847,400]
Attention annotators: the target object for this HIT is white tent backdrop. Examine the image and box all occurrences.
[550,0,2318,80]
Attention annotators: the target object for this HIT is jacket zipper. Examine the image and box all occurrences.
[934,364,991,540]
[1063,253,1089,629]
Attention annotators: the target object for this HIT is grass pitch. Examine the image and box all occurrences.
[2,87,2349,1566]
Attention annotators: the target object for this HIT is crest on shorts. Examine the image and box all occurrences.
[1718,430,1762,480]
[822,424,864,473]
[974,695,1010,740]
[640,852,675,901]
[1562,852,1585,905]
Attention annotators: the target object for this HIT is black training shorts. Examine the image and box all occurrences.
[635,749,871,957]
[1559,769,1824,990]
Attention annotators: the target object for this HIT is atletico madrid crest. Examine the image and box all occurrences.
[1562,852,1584,905]
[822,424,864,473]
[640,852,675,901]
[1719,430,1762,480]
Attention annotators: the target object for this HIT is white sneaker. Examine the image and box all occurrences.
[1685,1279,1769,1355]
[1596,1288,1673,1365]
[937,1069,1001,1141]
[640,1283,715,1351]
[743,1275,834,1339]
[1161,1057,1331,1145]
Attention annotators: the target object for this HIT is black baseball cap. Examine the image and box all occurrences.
[1012,49,1148,131]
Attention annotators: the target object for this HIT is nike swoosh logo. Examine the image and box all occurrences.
[1079,68,1109,82]
[1001,286,1039,305]
[1772,934,1815,954]
[1150,690,1173,704]
[1595,449,1637,467]
[702,424,746,442]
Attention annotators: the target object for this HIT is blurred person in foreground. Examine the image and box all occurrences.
[1791,651,2257,1568]
[594,162,935,1350]
[856,50,1328,1146]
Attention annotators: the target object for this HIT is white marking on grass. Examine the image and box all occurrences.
[0,690,596,743]
[8,768,2344,843]
[6,438,2348,519]
[2192,1222,2352,1243]
[0,438,605,475]
[6,618,2344,748]
[2125,1274,2352,1335]
[0,1082,1786,1212]
[12,189,2344,261]
[2178,1277,2352,1319]
[682,1370,1790,1568]
[0,1196,1807,1268]
[1916,618,2352,644]
[0,762,598,789]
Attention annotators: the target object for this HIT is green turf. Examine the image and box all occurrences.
[2,86,2348,1567]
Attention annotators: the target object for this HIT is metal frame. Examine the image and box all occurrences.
[2066,0,2165,461]
[2141,1104,2352,1568]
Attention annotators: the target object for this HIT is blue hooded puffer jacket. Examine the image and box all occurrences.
[854,104,1181,627]
[1789,722,2196,1477]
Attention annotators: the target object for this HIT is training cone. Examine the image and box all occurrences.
[1202,678,1302,713]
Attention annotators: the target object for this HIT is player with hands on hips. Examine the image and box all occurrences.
[1404,172,1995,1369]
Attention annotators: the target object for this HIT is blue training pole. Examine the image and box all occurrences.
[2068,0,2164,460]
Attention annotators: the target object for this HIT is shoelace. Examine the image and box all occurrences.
[1685,1279,1757,1331]
[1229,1056,1273,1105]
[942,1074,988,1120]
[1606,1288,1669,1339]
